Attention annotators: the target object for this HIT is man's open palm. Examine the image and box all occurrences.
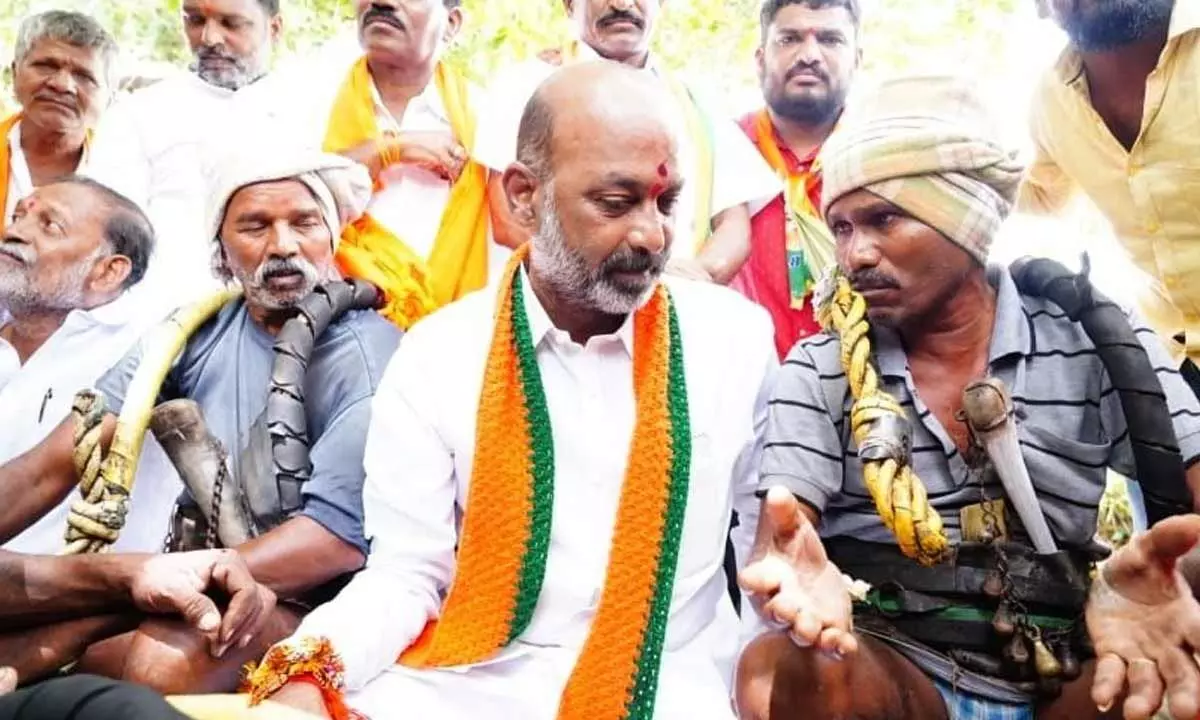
[1088,515,1200,720]
[739,487,857,656]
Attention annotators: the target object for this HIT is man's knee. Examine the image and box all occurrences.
[119,606,303,695]
[735,631,947,720]
[118,618,208,695]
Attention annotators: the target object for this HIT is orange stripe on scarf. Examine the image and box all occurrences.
[399,246,686,720]
[0,113,20,222]
[399,245,535,666]
[324,59,489,328]
[557,284,674,718]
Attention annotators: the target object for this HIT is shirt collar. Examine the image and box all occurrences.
[518,264,636,356]
[367,70,447,128]
[872,265,1029,379]
[1055,1,1200,86]
[65,291,139,330]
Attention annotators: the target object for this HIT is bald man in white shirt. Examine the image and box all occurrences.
[249,60,780,720]
[477,0,781,286]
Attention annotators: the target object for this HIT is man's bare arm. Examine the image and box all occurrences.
[0,416,115,545]
[696,204,752,285]
[236,516,365,600]
[0,551,144,629]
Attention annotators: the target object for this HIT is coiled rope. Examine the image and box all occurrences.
[62,289,240,555]
[816,272,949,566]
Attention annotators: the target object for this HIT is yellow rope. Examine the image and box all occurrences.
[817,274,949,566]
[63,289,241,555]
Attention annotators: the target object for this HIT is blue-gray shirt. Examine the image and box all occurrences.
[761,266,1200,548]
[98,299,401,555]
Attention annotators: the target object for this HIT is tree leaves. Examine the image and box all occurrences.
[2,0,1026,115]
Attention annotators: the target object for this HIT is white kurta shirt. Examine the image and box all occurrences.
[0,292,181,554]
[476,46,781,259]
[85,73,278,314]
[270,60,510,280]
[291,272,776,718]
[5,120,90,226]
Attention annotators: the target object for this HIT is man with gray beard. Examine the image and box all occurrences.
[85,0,286,316]
[1020,0,1200,395]
[0,176,172,557]
[0,148,401,693]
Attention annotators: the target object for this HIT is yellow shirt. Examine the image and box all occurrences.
[1018,1,1200,363]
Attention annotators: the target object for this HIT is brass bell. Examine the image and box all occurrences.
[983,570,1004,598]
[992,601,1016,636]
[1004,634,1030,665]
[1034,637,1063,678]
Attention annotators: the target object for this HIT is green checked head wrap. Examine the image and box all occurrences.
[819,75,1025,264]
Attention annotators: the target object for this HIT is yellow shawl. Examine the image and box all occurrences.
[324,59,489,329]
[0,113,20,221]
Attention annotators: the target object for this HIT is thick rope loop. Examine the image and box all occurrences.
[66,390,129,554]
[817,273,950,566]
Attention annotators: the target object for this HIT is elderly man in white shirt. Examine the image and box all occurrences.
[0,176,177,556]
[85,0,283,313]
[248,61,780,720]
[3,11,116,226]
[477,0,781,286]
[267,0,499,330]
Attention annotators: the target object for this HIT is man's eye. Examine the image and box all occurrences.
[598,197,634,214]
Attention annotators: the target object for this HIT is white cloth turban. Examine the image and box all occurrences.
[205,143,372,249]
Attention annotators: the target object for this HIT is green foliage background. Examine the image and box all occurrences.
[2,0,1024,110]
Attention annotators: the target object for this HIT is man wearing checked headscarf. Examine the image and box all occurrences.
[735,75,1200,720]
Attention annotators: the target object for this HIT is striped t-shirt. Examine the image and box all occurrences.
[760,266,1200,548]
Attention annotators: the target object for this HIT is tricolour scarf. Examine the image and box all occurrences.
[323,59,489,329]
[399,244,693,720]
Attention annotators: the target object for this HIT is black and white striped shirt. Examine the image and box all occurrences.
[760,266,1200,548]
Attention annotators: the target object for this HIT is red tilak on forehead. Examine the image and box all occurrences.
[648,162,670,196]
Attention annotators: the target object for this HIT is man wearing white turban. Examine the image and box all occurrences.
[0,146,402,694]
[735,75,1200,720]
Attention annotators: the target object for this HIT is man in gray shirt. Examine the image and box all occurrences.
[736,76,1200,720]
[0,148,400,694]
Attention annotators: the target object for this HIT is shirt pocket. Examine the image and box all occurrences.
[1017,422,1109,546]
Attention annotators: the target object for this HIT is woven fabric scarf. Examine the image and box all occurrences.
[748,109,835,311]
[545,41,714,255]
[323,59,489,329]
[399,244,693,720]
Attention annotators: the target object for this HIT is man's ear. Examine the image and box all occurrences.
[89,253,132,297]
[754,45,766,85]
[503,163,541,232]
[444,7,464,44]
[269,14,284,44]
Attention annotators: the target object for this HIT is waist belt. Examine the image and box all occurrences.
[827,538,1097,652]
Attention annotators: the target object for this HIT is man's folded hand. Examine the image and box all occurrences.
[130,550,277,659]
